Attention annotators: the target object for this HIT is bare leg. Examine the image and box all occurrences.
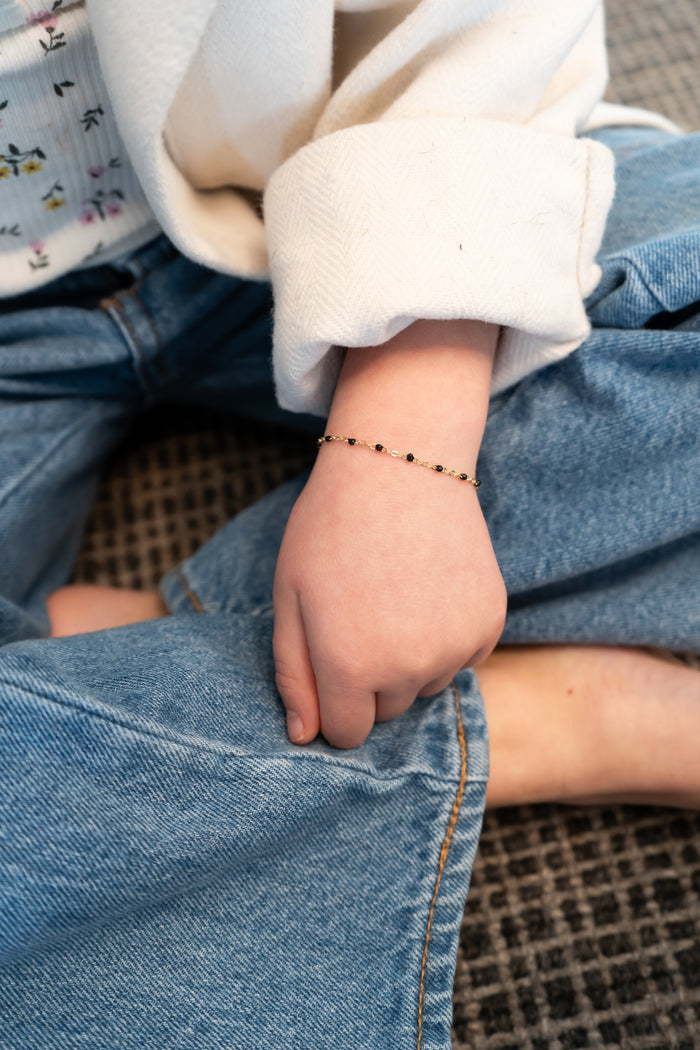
[47,584,168,637]
[46,588,700,810]
[477,645,700,810]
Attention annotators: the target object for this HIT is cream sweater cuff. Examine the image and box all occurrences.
[265,117,615,415]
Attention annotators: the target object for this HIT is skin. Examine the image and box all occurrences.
[272,318,505,749]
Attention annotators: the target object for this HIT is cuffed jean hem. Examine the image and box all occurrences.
[0,612,487,1049]
[156,480,489,1048]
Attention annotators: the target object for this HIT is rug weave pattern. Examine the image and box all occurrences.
[605,0,700,130]
[453,807,700,1049]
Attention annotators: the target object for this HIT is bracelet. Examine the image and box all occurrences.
[316,434,481,488]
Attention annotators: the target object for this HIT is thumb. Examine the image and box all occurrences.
[272,586,321,745]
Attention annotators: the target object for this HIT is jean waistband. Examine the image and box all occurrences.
[106,232,181,284]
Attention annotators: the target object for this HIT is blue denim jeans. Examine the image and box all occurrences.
[1,126,699,1049]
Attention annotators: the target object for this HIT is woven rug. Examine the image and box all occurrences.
[71,2,700,1047]
[605,0,700,131]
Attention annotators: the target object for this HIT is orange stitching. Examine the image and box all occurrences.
[130,285,163,349]
[99,282,144,312]
[99,293,148,368]
[110,295,144,359]
[176,568,204,613]
[416,679,467,1049]
[100,284,167,386]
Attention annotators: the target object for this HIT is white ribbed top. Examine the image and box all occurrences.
[0,0,159,295]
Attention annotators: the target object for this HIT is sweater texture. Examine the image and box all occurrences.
[81,2,675,411]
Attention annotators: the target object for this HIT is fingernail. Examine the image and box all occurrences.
[286,710,305,743]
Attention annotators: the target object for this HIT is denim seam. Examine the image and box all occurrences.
[176,564,274,619]
[0,405,107,512]
[128,284,178,390]
[416,678,467,1049]
[99,291,154,397]
[4,675,481,787]
[175,567,205,612]
[130,286,163,351]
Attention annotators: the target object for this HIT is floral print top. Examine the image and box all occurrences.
[0,0,160,295]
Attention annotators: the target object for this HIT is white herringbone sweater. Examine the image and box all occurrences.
[85,0,674,415]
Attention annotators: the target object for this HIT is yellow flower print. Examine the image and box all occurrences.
[45,196,65,210]
[0,165,10,179]
[22,159,43,174]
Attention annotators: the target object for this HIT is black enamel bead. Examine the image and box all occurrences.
[406,453,414,462]
[375,444,383,451]
[348,438,356,445]
[435,465,443,472]
[324,435,332,442]
[460,473,468,480]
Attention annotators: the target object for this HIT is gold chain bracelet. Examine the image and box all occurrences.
[316,435,481,488]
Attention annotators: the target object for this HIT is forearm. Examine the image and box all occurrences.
[325,319,499,474]
[274,317,505,749]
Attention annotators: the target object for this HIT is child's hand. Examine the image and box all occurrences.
[273,447,506,748]
[272,318,505,748]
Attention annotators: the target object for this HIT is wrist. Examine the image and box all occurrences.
[316,434,482,488]
[326,319,498,470]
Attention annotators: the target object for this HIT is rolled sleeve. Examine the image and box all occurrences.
[266,116,615,414]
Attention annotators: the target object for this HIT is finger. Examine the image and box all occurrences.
[375,685,418,723]
[417,670,459,698]
[272,589,321,745]
[462,636,501,669]
[312,661,377,749]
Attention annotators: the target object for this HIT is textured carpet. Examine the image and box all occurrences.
[72,2,700,1047]
[605,0,700,131]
